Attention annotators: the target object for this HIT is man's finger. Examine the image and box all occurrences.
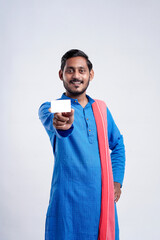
[54,113,69,122]
[53,118,68,126]
[114,196,120,203]
[114,190,121,202]
[54,124,68,130]
[62,109,74,117]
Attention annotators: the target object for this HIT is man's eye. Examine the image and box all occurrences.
[80,69,85,73]
[66,69,73,73]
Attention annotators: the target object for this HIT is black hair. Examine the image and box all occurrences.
[61,49,93,72]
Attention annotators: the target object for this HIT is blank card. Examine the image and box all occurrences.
[51,99,71,113]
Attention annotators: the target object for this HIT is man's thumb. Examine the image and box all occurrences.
[66,109,74,117]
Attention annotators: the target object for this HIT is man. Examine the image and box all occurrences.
[38,49,125,240]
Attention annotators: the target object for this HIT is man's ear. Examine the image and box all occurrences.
[59,70,63,81]
[89,69,94,82]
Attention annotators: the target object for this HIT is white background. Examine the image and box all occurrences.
[1,0,160,239]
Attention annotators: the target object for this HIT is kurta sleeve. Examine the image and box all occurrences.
[107,108,125,187]
[38,102,74,139]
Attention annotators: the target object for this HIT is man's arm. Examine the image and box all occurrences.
[107,107,126,202]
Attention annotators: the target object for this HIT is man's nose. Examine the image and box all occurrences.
[72,70,81,79]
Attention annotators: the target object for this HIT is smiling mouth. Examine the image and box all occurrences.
[70,80,83,85]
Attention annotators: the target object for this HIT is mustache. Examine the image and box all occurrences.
[70,78,83,83]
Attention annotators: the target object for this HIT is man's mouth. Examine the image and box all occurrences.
[70,79,83,85]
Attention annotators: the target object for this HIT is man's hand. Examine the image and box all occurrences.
[49,108,74,131]
[114,182,121,203]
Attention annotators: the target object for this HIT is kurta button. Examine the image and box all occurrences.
[89,129,91,132]
[87,118,88,120]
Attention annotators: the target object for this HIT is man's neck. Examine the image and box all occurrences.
[65,92,88,108]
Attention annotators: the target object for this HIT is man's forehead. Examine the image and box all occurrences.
[65,57,88,68]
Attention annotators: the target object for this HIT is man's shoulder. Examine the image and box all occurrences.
[93,99,107,108]
[94,98,106,103]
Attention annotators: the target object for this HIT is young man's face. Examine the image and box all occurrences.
[59,56,94,97]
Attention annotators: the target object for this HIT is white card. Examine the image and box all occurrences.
[51,99,71,113]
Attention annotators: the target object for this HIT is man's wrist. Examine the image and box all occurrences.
[55,124,74,138]
[114,182,121,188]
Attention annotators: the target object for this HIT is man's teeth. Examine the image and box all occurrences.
[72,81,81,84]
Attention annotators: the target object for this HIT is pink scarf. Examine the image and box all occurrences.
[92,100,115,240]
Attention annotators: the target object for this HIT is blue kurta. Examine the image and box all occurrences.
[38,93,125,240]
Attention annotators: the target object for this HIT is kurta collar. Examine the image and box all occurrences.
[61,93,95,105]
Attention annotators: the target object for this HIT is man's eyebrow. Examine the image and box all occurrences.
[66,66,86,69]
[65,66,74,70]
[79,66,85,69]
